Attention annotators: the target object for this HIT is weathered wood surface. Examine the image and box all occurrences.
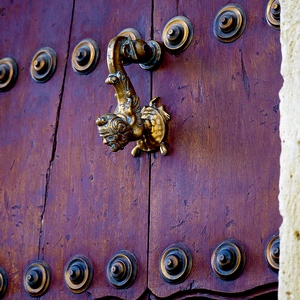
[39,1,151,299]
[0,0,282,299]
[149,0,282,298]
[0,0,73,299]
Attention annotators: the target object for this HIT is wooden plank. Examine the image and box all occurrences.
[149,0,281,297]
[39,0,152,298]
[0,0,73,298]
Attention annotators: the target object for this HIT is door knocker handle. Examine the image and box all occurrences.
[96,29,171,156]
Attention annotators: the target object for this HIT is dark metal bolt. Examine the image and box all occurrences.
[0,64,8,83]
[75,47,90,66]
[219,13,235,32]
[111,261,126,279]
[68,264,84,283]
[271,242,280,261]
[167,25,184,45]
[272,2,280,11]
[218,254,227,263]
[27,269,42,288]
[33,56,47,74]
[217,249,235,270]
[165,254,180,274]
[271,1,281,19]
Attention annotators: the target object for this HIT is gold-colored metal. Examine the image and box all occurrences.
[162,16,194,54]
[0,57,18,92]
[30,47,57,83]
[159,244,192,284]
[106,250,138,289]
[0,267,8,298]
[213,4,246,43]
[96,30,170,156]
[72,38,100,75]
[266,235,280,272]
[64,255,93,294]
[266,0,280,30]
[211,239,246,280]
[23,260,51,297]
[118,28,142,40]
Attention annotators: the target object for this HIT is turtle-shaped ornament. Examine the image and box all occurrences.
[131,97,170,156]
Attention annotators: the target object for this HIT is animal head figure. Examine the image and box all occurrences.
[96,114,133,152]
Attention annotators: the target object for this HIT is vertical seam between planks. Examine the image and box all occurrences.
[37,0,76,260]
[146,0,155,291]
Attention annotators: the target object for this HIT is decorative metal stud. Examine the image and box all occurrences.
[30,47,57,83]
[72,38,100,75]
[162,16,194,54]
[211,239,246,280]
[0,57,18,92]
[159,244,192,284]
[265,235,280,272]
[266,0,280,30]
[64,255,93,294]
[106,250,137,289]
[0,267,8,298]
[118,28,142,40]
[23,260,51,297]
[213,4,246,43]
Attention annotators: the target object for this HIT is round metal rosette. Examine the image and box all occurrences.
[30,47,57,83]
[213,4,246,43]
[0,57,18,92]
[159,244,192,284]
[72,38,100,75]
[0,267,8,298]
[64,254,93,293]
[106,250,138,289]
[265,235,280,272]
[266,0,280,30]
[118,28,142,40]
[211,239,246,280]
[162,16,194,54]
[23,260,51,297]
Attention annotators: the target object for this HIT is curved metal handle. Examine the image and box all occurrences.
[96,30,170,156]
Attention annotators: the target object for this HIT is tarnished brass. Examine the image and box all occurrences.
[213,4,246,43]
[0,267,8,298]
[266,0,280,30]
[30,47,57,83]
[118,28,142,40]
[64,255,93,293]
[266,235,280,272]
[23,260,51,297]
[0,57,18,92]
[106,250,137,289]
[72,38,100,75]
[211,239,246,280]
[162,16,193,54]
[96,30,170,156]
[159,244,192,284]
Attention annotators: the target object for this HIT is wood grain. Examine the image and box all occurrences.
[0,0,73,298]
[149,0,282,298]
[39,1,152,299]
[0,1,282,299]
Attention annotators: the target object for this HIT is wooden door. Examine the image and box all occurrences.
[149,1,281,299]
[0,0,281,299]
[0,1,74,299]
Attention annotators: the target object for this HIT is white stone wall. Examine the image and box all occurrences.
[279,0,300,298]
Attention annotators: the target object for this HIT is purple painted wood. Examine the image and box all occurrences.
[149,0,281,298]
[0,0,73,298]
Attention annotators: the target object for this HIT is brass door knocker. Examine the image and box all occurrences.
[96,29,170,156]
